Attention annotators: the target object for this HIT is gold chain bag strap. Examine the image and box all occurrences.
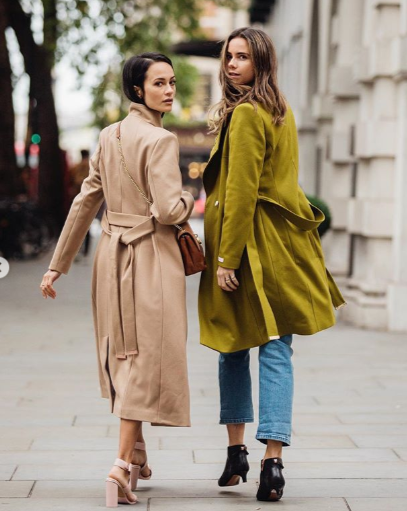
[116,121,206,276]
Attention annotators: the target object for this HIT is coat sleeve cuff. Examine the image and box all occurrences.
[48,260,69,275]
[217,255,240,270]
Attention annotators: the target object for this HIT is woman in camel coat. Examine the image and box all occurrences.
[40,53,194,506]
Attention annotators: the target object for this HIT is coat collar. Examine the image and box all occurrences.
[128,102,163,128]
[205,123,228,166]
[202,123,230,195]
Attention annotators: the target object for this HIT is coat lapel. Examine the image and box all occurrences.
[203,124,228,195]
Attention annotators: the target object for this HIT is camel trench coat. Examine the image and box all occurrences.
[198,102,346,353]
[49,103,194,426]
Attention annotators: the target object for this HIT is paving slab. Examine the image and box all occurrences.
[0,466,16,481]
[282,479,407,498]
[294,405,407,414]
[7,449,192,469]
[290,436,356,448]
[0,415,75,427]
[25,461,406,481]
[194,448,399,464]
[0,481,34,498]
[32,479,258,499]
[137,423,259,438]
[0,498,148,510]
[337,413,407,424]
[394,449,407,461]
[293,424,407,436]
[107,424,225,438]
[2,227,407,509]
[284,461,407,479]
[292,414,342,425]
[73,414,120,427]
[13,464,107,481]
[158,435,356,450]
[0,438,32,451]
[149,497,350,510]
[32,478,407,500]
[350,435,407,448]
[346,498,407,511]
[30,437,159,451]
[0,426,108,440]
[314,395,407,406]
[32,480,113,498]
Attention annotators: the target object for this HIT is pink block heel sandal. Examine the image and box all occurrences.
[106,458,137,507]
[130,441,152,491]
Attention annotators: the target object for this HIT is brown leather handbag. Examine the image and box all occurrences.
[116,121,206,276]
[175,222,206,276]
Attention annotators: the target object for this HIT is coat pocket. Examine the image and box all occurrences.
[258,198,320,263]
[284,222,320,262]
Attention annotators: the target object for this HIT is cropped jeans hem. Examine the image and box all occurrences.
[218,334,294,448]
[219,418,254,424]
[256,433,291,447]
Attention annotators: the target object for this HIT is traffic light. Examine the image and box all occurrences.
[31,134,41,145]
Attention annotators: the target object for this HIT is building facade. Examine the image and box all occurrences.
[254,0,407,332]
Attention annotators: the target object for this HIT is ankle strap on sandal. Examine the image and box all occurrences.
[135,441,146,450]
[113,458,130,471]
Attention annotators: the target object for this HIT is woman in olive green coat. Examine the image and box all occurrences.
[198,28,345,502]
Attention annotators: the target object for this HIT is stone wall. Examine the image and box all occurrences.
[260,0,407,331]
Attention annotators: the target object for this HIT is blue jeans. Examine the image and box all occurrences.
[218,335,294,446]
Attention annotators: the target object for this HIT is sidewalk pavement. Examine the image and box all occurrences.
[1,219,407,510]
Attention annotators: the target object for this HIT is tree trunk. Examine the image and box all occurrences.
[0,0,18,198]
[8,0,64,229]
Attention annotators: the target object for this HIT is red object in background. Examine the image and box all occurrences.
[30,144,40,156]
[14,140,25,157]
[194,190,206,217]
[28,144,39,200]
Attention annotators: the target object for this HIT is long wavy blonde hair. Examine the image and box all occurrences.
[209,27,287,133]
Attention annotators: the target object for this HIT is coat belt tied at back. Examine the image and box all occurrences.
[101,210,155,359]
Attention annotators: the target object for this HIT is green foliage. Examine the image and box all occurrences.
[163,114,207,129]
[306,194,332,237]
[170,56,199,108]
[15,0,245,126]
[90,56,200,129]
[56,1,203,79]
[54,0,212,127]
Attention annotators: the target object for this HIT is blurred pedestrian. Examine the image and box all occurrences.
[69,149,91,257]
[198,27,346,502]
[40,53,194,507]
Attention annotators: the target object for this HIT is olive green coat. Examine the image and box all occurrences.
[198,102,345,353]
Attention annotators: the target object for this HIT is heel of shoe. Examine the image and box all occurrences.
[218,445,250,487]
[130,464,140,491]
[105,479,119,508]
[256,458,285,502]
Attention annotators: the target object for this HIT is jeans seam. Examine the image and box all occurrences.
[220,418,254,424]
[256,433,291,442]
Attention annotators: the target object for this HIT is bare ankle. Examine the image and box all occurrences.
[226,423,246,446]
[264,440,283,459]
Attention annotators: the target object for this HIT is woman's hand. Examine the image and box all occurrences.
[40,270,61,299]
[217,266,240,292]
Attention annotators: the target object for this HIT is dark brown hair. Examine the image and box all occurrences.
[210,27,287,133]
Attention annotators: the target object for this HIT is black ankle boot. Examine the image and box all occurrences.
[256,457,285,501]
[218,445,249,487]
